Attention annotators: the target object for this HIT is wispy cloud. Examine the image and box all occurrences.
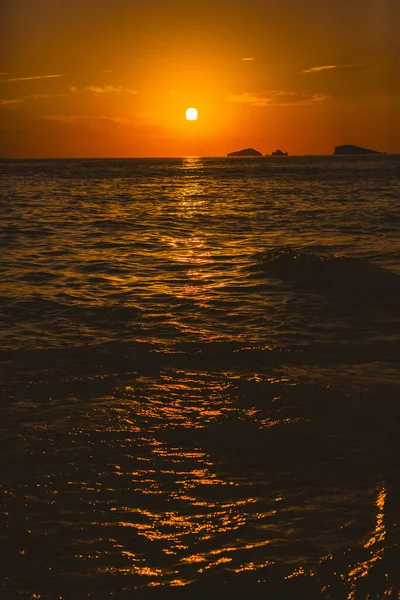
[229,90,328,107]
[0,93,62,106]
[85,85,138,95]
[302,63,359,74]
[2,74,64,82]
[241,57,255,61]
[0,98,21,106]
[43,114,131,124]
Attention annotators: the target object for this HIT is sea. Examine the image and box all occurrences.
[1,155,399,599]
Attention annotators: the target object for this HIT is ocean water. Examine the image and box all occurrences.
[1,155,399,599]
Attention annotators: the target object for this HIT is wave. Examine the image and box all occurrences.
[2,338,399,403]
[253,247,400,297]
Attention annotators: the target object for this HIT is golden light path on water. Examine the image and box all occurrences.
[56,366,394,594]
[94,390,281,586]
[346,487,393,600]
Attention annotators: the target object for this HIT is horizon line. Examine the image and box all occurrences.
[0,153,396,160]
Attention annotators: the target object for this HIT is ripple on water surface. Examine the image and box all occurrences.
[1,157,399,597]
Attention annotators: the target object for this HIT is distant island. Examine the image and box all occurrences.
[227,148,262,157]
[271,149,288,156]
[333,144,384,155]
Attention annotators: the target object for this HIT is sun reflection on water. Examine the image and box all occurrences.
[346,487,388,599]
[181,157,203,170]
[177,158,206,219]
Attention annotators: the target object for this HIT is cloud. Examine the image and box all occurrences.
[2,74,64,82]
[229,91,291,106]
[0,93,62,106]
[0,98,22,106]
[43,114,131,124]
[302,63,359,74]
[302,65,337,74]
[229,90,328,107]
[85,85,138,95]
[299,93,330,105]
[241,57,255,61]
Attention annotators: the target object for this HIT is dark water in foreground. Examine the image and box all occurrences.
[1,156,400,599]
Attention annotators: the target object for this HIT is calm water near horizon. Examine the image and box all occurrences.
[1,156,399,598]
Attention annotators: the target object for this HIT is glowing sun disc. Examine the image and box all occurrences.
[186,107,198,121]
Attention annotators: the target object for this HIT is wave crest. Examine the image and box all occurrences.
[254,247,400,295]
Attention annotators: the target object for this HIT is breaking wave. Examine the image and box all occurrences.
[253,247,400,297]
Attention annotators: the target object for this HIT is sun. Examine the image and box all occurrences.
[186,107,198,121]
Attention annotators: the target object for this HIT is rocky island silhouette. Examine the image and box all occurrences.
[334,144,384,155]
[227,148,262,156]
[226,145,386,157]
[271,149,288,156]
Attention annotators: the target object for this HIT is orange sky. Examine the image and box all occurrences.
[0,0,399,157]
